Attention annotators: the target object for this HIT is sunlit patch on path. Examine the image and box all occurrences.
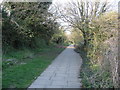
[67,45,75,48]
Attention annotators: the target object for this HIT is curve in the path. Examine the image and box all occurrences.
[29,45,82,88]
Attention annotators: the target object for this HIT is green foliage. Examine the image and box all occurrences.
[79,48,113,88]
[76,11,118,88]
[2,2,68,87]
[2,46,64,88]
[86,11,118,63]
[71,28,84,45]
[2,2,65,54]
[51,29,68,45]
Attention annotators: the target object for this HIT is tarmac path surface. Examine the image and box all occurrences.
[29,45,82,88]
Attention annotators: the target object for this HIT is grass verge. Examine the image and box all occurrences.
[2,45,65,88]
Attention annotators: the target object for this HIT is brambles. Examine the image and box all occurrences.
[78,11,118,88]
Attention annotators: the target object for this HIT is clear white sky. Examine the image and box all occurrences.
[52,0,120,11]
[0,0,2,3]
[53,0,119,4]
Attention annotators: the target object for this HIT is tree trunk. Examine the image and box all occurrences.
[82,32,89,48]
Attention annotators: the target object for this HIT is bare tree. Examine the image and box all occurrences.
[50,0,110,46]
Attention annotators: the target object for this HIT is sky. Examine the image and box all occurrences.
[52,0,119,4]
[52,0,120,11]
[0,0,119,35]
[0,0,2,3]
[52,0,120,34]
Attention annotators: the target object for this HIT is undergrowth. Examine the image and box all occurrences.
[75,45,113,88]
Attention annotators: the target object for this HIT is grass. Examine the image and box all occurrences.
[2,46,65,88]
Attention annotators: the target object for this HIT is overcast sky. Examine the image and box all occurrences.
[0,0,2,3]
[52,0,120,11]
[0,0,119,33]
